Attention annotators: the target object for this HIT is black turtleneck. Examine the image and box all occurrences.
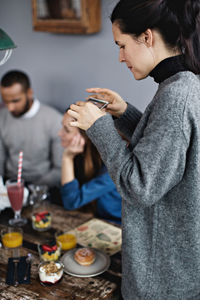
[149,55,187,84]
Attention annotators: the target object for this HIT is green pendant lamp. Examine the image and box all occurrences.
[0,29,16,65]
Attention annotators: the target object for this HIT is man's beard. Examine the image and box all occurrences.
[12,98,31,118]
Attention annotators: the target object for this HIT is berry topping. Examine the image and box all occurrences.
[42,245,53,252]
[35,215,42,222]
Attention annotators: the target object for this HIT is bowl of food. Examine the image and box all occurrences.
[55,232,76,251]
[38,261,63,285]
[32,210,52,231]
[38,239,61,261]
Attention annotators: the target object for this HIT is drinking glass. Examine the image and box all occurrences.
[6,179,27,226]
[1,227,23,249]
[28,184,48,206]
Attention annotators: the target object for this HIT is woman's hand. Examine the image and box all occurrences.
[62,134,85,185]
[67,101,106,131]
[86,87,127,117]
[63,133,85,159]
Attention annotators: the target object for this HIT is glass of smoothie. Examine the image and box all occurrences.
[6,179,27,226]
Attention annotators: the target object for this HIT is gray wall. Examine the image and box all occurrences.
[0,0,157,113]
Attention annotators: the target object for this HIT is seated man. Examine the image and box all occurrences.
[0,70,63,187]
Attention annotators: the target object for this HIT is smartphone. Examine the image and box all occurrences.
[87,97,109,109]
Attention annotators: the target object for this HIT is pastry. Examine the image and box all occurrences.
[74,247,95,266]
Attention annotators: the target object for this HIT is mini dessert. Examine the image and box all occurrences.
[38,240,61,261]
[39,261,63,285]
[32,211,51,231]
[56,233,76,250]
[74,247,96,266]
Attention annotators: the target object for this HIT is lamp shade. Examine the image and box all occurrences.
[0,29,16,51]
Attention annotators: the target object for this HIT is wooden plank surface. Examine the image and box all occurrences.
[0,204,122,300]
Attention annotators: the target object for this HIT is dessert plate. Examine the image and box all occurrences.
[60,248,110,277]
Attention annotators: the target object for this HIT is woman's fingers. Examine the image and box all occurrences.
[67,109,79,119]
[86,87,101,92]
[80,137,85,147]
[76,135,85,149]
[86,87,108,93]
[70,103,82,111]
[86,87,113,96]
[76,101,86,106]
[68,99,106,130]
[86,88,119,105]
[69,120,80,127]
[75,133,83,146]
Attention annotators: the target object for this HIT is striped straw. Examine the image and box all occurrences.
[17,151,23,184]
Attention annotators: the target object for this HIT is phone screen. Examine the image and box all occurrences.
[87,97,109,109]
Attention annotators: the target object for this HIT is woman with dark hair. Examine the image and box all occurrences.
[67,0,200,298]
[58,111,121,224]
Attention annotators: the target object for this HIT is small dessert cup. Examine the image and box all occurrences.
[55,232,77,251]
[38,240,61,262]
[1,227,23,249]
[32,210,52,231]
[38,261,64,286]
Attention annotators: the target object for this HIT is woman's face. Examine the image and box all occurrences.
[112,23,154,80]
[58,113,81,148]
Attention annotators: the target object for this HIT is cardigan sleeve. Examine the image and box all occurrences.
[114,103,142,141]
[86,85,190,207]
[61,171,118,210]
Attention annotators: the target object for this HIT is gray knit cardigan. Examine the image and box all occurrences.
[87,71,200,299]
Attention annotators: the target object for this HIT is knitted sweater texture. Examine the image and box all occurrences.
[0,103,63,186]
[87,71,200,299]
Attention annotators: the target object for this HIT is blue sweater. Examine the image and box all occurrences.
[61,168,121,223]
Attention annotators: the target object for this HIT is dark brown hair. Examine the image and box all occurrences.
[1,70,31,92]
[64,110,103,185]
[111,0,200,74]
[74,130,103,185]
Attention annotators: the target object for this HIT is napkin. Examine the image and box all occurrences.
[0,176,8,211]
[6,256,31,285]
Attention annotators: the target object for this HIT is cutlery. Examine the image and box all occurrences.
[24,253,32,281]
[13,257,20,287]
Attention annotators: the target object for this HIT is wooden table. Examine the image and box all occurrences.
[0,203,122,300]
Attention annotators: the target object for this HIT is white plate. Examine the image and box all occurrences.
[60,248,110,277]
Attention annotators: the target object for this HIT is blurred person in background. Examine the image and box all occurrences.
[0,70,63,188]
[58,110,121,224]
